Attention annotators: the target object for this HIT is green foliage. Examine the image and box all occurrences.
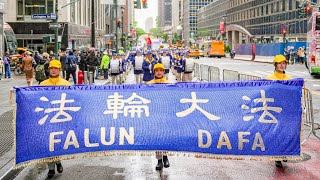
[136,28,146,38]
[225,44,231,53]
[172,33,181,44]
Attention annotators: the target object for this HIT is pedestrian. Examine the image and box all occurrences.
[21,51,34,86]
[266,55,291,168]
[39,60,68,178]
[86,50,99,84]
[100,51,110,79]
[65,50,78,85]
[4,52,11,79]
[146,63,170,170]
[35,57,48,84]
[181,52,194,82]
[109,53,121,85]
[142,50,156,83]
[290,49,295,64]
[132,51,144,84]
[59,49,67,79]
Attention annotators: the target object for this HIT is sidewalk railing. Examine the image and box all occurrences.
[193,62,319,143]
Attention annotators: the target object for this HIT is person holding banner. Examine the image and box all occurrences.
[266,55,291,168]
[146,63,170,170]
[266,55,292,81]
[39,60,67,178]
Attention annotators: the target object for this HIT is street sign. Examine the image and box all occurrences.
[32,13,57,20]
[49,23,62,29]
[103,34,115,37]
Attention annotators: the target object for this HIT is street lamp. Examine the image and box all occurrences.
[121,7,125,49]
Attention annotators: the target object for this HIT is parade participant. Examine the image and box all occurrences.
[109,53,121,84]
[175,52,183,82]
[133,50,144,84]
[266,55,292,81]
[65,50,78,85]
[21,51,34,86]
[181,52,194,82]
[159,50,172,80]
[265,55,291,168]
[100,51,110,80]
[146,63,170,170]
[39,60,68,178]
[142,50,156,83]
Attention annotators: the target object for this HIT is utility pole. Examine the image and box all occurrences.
[91,0,95,47]
[54,0,59,59]
[114,0,118,53]
[121,8,124,48]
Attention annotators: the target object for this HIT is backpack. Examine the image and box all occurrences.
[68,56,77,72]
[35,64,47,82]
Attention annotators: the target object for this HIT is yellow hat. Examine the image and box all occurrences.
[49,60,62,69]
[273,55,288,64]
[153,63,165,71]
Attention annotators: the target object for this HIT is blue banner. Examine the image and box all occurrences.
[15,80,303,166]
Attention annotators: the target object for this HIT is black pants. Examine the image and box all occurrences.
[103,69,108,79]
[66,70,77,85]
[88,66,96,83]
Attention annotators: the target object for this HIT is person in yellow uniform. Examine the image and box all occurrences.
[40,60,71,86]
[266,55,291,168]
[266,55,292,80]
[147,63,170,170]
[39,60,68,178]
[147,63,170,84]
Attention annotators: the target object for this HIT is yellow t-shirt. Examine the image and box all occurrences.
[265,71,292,80]
[40,76,71,86]
[147,78,170,84]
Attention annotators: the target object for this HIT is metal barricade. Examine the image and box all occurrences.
[223,69,239,81]
[200,64,210,81]
[209,66,220,81]
[193,63,201,81]
[302,88,320,144]
[239,74,262,81]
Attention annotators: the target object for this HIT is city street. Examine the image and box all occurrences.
[1,58,319,180]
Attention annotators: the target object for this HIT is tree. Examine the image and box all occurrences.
[172,33,181,44]
[136,28,146,38]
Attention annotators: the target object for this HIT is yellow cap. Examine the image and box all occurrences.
[153,63,165,71]
[49,60,62,69]
[273,55,288,64]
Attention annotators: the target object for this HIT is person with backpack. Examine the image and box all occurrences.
[100,51,110,79]
[108,53,121,84]
[65,50,78,85]
[181,52,194,82]
[35,57,48,84]
[86,50,99,83]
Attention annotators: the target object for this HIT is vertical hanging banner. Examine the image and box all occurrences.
[15,80,304,167]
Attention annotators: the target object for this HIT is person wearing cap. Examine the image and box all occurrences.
[39,60,67,178]
[266,55,292,80]
[182,52,194,82]
[109,53,122,84]
[146,63,170,170]
[100,51,110,79]
[21,51,34,86]
[266,55,292,168]
[142,50,156,83]
[133,50,144,84]
[175,53,184,82]
[159,50,172,80]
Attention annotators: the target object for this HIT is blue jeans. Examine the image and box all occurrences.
[66,70,77,85]
[4,64,11,78]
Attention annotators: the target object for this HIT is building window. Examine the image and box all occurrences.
[25,0,46,15]
[17,0,23,16]
[47,0,54,14]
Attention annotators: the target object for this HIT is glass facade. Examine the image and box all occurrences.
[198,0,318,40]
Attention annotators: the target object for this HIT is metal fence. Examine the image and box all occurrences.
[223,69,240,81]
[302,88,320,143]
[209,66,220,82]
[239,74,262,81]
[200,64,210,81]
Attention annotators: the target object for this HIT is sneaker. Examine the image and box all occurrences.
[56,163,63,173]
[275,161,283,168]
[155,159,163,171]
[47,170,55,178]
[163,156,170,168]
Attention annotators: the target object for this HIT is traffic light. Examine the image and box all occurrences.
[298,4,305,18]
[134,0,141,9]
[305,5,312,17]
[117,19,121,28]
[142,0,147,8]
[282,29,287,35]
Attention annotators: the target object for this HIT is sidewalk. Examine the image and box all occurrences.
[235,55,274,63]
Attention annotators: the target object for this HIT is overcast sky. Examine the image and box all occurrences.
[134,0,158,31]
